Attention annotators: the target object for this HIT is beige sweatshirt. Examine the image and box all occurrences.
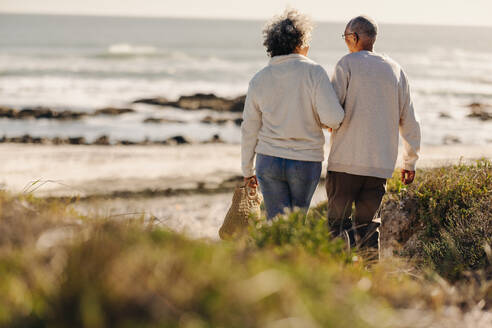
[328,51,421,179]
[241,54,345,177]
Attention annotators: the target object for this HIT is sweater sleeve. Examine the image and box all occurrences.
[241,82,262,177]
[331,59,349,107]
[398,70,421,171]
[314,67,345,129]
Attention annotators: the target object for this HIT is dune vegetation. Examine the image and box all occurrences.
[0,160,490,327]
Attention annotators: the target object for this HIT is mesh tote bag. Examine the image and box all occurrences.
[219,184,262,240]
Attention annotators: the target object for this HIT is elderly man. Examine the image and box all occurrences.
[327,15,421,256]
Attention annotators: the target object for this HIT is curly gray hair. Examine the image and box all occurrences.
[262,9,314,57]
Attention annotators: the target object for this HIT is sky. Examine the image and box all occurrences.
[1,0,491,26]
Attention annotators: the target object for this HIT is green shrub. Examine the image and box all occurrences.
[1,158,491,328]
[249,209,351,262]
[387,160,492,281]
[0,192,388,327]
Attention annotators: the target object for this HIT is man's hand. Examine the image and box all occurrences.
[244,175,258,188]
[401,169,415,185]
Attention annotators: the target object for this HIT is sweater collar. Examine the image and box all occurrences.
[268,53,308,65]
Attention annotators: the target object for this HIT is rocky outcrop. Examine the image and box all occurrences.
[176,94,232,111]
[133,97,173,106]
[0,134,198,146]
[94,135,111,145]
[228,95,246,112]
[201,134,225,144]
[0,106,89,120]
[467,103,492,121]
[380,195,422,258]
[0,106,17,118]
[94,107,135,116]
[143,117,185,124]
[133,93,246,112]
[68,137,87,145]
[0,134,48,144]
[166,135,192,145]
[200,116,243,126]
[0,93,247,122]
[0,106,137,120]
[200,116,229,125]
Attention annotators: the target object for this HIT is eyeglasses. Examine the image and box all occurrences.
[341,32,358,39]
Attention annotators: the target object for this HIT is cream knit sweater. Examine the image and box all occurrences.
[328,51,421,179]
[241,54,345,177]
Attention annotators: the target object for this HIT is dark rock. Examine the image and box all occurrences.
[143,117,185,124]
[21,134,33,143]
[133,97,174,106]
[68,137,87,145]
[200,116,214,124]
[208,134,224,143]
[58,111,87,120]
[439,112,451,119]
[51,137,67,145]
[94,135,110,145]
[443,135,461,145]
[31,137,46,144]
[17,108,38,119]
[0,106,18,118]
[143,117,162,124]
[33,107,55,119]
[176,93,233,112]
[0,106,88,120]
[467,103,492,121]
[118,140,137,146]
[8,136,21,143]
[166,135,192,145]
[234,118,243,126]
[229,95,246,112]
[200,116,228,125]
[152,140,169,145]
[94,107,135,116]
[132,93,247,112]
[18,107,56,119]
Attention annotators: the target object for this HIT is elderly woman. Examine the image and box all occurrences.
[241,9,345,220]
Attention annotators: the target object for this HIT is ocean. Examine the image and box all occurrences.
[0,13,491,145]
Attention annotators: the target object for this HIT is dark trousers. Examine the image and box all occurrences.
[325,171,386,253]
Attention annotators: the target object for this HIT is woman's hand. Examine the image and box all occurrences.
[244,175,258,188]
[321,124,333,132]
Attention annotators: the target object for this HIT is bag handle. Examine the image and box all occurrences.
[244,184,258,200]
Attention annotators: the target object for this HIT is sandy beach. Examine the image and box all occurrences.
[1,143,491,239]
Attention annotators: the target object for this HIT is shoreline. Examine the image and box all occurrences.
[1,143,491,199]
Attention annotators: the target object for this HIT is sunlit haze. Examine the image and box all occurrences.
[1,0,492,26]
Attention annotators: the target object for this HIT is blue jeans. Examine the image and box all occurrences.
[255,153,322,220]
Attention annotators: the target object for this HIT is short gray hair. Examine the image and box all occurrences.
[346,15,378,45]
[263,9,314,57]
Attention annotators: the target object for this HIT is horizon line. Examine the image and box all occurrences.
[1,10,492,29]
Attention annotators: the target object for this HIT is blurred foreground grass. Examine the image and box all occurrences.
[0,161,491,327]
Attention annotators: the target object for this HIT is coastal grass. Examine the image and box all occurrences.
[385,159,492,281]
[0,160,491,327]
